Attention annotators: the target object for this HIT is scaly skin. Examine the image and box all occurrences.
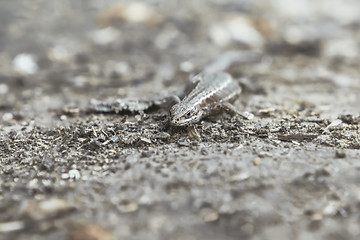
[170,72,241,126]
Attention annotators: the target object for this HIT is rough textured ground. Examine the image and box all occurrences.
[0,1,360,240]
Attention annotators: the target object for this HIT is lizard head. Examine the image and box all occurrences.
[170,103,203,126]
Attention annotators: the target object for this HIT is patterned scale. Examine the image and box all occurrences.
[184,72,241,108]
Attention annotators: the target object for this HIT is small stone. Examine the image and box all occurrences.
[0,83,9,95]
[61,173,70,180]
[110,136,119,143]
[140,137,152,144]
[226,16,264,48]
[335,150,346,159]
[89,27,121,46]
[138,194,152,205]
[209,24,231,47]
[61,106,80,116]
[230,172,250,182]
[68,169,81,180]
[209,15,264,48]
[155,28,179,49]
[202,209,219,222]
[135,115,142,121]
[326,119,343,130]
[93,166,102,172]
[257,152,272,158]
[323,38,359,58]
[140,151,152,158]
[118,202,138,213]
[0,221,25,233]
[27,178,39,189]
[259,107,276,116]
[48,45,72,62]
[97,2,162,27]
[2,113,13,122]
[68,223,113,240]
[241,223,254,235]
[13,53,38,75]
[88,140,101,150]
[73,75,87,87]
[253,158,261,165]
[123,162,131,170]
[180,61,194,72]
[124,2,155,23]
[25,198,71,221]
[39,198,68,213]
[338,114,359,124]
[200,148,208,155]
[323,201,340,216]
[114,61,131,76]
[308,211,323,221]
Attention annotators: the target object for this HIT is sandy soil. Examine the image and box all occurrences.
[0,1,360,240]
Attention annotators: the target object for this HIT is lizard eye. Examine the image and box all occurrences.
[186,112,191,117]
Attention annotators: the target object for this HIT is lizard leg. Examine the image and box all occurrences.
[220,102,254,120]
[187,125,201,140]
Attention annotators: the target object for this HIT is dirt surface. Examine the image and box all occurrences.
[1,1,360,240]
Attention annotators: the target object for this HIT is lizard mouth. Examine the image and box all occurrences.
[170,117,188,127]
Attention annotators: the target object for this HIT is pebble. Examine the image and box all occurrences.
[253,158,261,166]
[60,115,67,121]
[140,137,152,144]
[97,2,162,26]
[48,45,73,62]
[27,178,39,189]
[61,106,80,116]
[140,151,152,158]
[209,15,264,48]
[209,24,231,47]
[0,221,25,233]
[257,152,272,158]
[155,27,179,49]
[25,198,71,221]
[110,136,119,143]
[73,75,87,87]
[13,53,38,75]
[326,119,343,130]
[89,27,121,46]
[323,201,340,216]
[259,107,276,115]
[202,209,219,222]
[61,173,70,180]
[69,169,81,180]
[2,113,13,122]
[121,2,159,23]
[229,172,250,182]
[200,147,208,155]
[241,223,255,235]
[68,223,113,240]
[335,150,346,159]
[114,61,131,76]
[322,38,359,58]
[0,83,9,95]
[308,211,323,221]
[118,202,139,213]
[180,61,195,73]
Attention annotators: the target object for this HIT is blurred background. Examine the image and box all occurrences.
[1,0,359,126]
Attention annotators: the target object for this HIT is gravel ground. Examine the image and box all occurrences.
[0,1,360,240]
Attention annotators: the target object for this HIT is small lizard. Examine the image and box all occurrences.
[170,71,250,126]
